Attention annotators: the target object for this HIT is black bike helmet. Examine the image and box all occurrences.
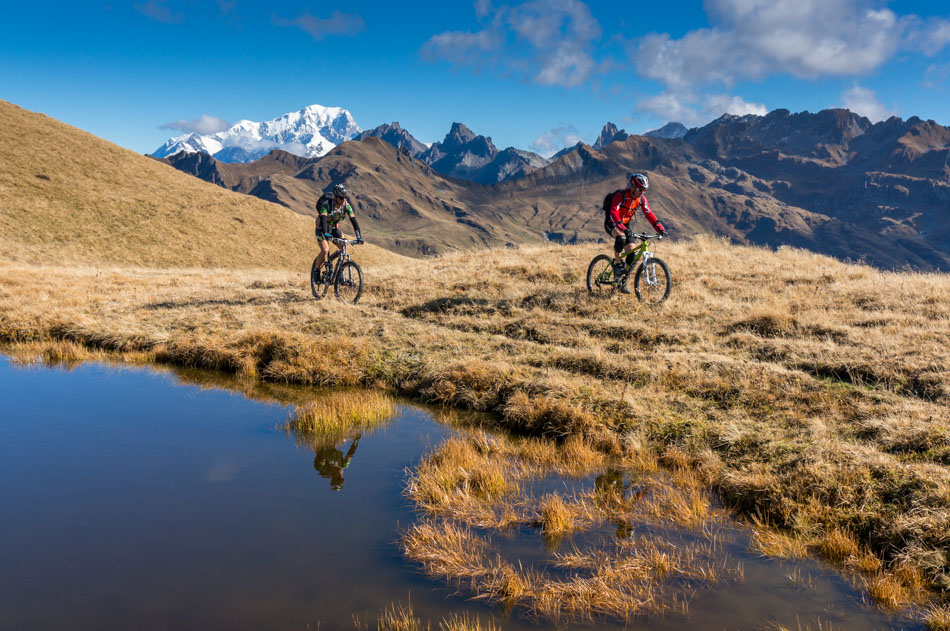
[333,183,347,199]
[628,173,649,191]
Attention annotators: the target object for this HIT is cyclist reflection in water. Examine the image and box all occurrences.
[595,468,637,539]
[313,434,361,491]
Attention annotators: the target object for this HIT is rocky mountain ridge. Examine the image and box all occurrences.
[360,121,552,184]
[160,106,950,270]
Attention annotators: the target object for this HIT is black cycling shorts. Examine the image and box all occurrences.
[316,226,343,242]
[606,218,634,253]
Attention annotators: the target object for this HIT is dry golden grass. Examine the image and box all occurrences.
[367,602,500,631]
[2,226,950,614]
[925,604,950,630]
[815,528,861,564]
[865,572,910,611]
[373,603,426,631]
[437,612,500,631]
[285,390,395,443]
[399,429,743,622]
[537,493,579,542]
[749,517,809,559]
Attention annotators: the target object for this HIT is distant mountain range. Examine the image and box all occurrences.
[159,106,950,271]
[356,119,556,184]
[154,106,559,185]
[152,105,362,162]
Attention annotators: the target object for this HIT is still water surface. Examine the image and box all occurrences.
[0,356,921,630]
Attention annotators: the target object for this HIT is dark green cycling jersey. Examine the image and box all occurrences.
[318,197,355,226]
[316,194,362,241]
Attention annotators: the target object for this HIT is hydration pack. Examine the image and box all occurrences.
[316,191,336,212]
[602,189,623,214]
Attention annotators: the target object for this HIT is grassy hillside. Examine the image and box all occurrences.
[0,100,403,270]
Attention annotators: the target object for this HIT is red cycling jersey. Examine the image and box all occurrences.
[609,189,665,233]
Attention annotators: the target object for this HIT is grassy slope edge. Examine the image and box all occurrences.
[0,99,403,270]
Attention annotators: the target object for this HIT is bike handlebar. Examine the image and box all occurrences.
[330,238,363,245]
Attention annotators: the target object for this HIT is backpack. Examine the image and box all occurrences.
[602,189,623,215]
[316,191,335,212]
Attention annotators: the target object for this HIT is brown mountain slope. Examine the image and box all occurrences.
[0,100,403,270]
[682,109,950,257]
[499,136,950,270]
[161,107,950,270]
[166,138,554,256]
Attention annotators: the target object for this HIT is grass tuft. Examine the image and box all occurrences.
[925,604,950,631]
[285,390,395,441]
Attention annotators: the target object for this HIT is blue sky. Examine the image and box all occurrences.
[2,0,949,157]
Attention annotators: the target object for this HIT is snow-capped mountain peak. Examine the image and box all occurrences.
[152,104,362,163]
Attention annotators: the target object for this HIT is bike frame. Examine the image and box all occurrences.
[597,234,657,284]
[325,238,355,279]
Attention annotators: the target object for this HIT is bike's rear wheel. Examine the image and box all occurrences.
[586,254,615,297]
[310,252,339,299]
[633,257,671,305]
[334,261,364,303]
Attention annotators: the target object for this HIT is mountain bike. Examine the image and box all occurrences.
[310,238,364,303]
[586,233,671,304]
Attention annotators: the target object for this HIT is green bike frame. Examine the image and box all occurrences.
[597,240,651,284]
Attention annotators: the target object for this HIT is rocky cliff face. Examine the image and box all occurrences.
[681,109,950,257]
[593,122,629,149]
[415,122,550,184]
[357,122,428,158]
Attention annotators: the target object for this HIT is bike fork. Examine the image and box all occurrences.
[642,252,657,285]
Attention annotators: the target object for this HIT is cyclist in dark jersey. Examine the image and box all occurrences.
[314,183,363,274]
[605,173,667,293]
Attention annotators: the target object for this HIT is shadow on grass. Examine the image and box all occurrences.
[143,292,310,310]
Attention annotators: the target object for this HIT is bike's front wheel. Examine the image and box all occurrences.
[633,257,671,305]
[334,261,364,303]
[586,254,615,297]
[311,253,340,299]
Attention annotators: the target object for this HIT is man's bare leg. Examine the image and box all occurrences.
[315,239,330,269]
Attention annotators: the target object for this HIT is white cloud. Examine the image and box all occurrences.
[421,29,503,68]
[840,85,894,122]
[633,0,904,90]
[706,94,768,118]
[638,92,706,127]
[530,125,585,157]
[422,0,603,88]
[637,92,767,128]
[475,0,494,18]
[914,18,950,56]
[161,114,232,135]
[135,0,184,24]
[273,11,365,41]
[924,62,950,90]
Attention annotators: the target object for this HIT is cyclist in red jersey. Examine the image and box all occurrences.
[605,173,667,292]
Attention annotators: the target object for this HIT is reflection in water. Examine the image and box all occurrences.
[314,434,361,491]
[0,353,928,631]
[594,468,645,540]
